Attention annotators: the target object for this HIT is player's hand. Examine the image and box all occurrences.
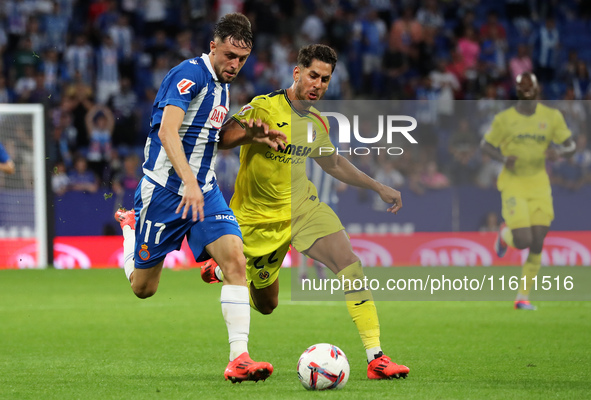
[240,118,288,151]
[378,185,402,214]
[176,181,204,222]
[504,155,517,171]
[546,147,560,162]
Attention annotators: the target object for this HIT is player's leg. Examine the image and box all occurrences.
[296,203,408,379]
[189,187,272,382]
[496,194,533,256]
[304,230,409,379]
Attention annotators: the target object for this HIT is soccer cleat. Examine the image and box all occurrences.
[494,222,508,258]
[367,353,409,380]
[201,259,221,284]
[114,208,135,230]
[224,352,273,383]
[514,300,537,310]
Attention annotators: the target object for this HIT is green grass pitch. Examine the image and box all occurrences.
[0,268,589,400]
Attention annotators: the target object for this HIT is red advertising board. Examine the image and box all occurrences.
[0,232,590,269]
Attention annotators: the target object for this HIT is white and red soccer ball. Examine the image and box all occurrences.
[297,343,350,390]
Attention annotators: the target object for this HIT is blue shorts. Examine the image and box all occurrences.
[133,177,242,269]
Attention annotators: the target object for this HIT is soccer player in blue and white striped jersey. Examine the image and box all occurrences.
[114,13,284,383]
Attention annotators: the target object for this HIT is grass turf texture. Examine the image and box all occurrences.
[0,268,589,400]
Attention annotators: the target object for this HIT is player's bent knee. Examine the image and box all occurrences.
[131,282,158,299]
[255,298,278,315]
[513,236,533,249]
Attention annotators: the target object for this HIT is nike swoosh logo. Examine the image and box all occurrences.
[277,122,288,127]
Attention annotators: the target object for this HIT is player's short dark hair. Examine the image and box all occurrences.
[213,13,253,49]
[297,44,338,73]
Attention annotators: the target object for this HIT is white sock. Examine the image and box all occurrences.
[220,285,250,361]
[122,225,135,282]
[366,346,383,363]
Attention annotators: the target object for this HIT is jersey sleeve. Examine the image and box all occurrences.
[483,113,506,147]
[231,95,272,127]
[156,62,205,113]
[308,114,335,158]
[551,109,572,144]
[0,143,10,163]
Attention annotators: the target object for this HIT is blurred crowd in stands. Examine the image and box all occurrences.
[0,0,590,198]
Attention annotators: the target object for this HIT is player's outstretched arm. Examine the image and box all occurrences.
[314,153,402,213]
[219,118,287,150]
[158,105,204,222]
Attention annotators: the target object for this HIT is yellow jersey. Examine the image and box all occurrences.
[484,103,571,196]
[229,89,335,225]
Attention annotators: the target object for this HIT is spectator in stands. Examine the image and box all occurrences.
[558,50,579,83]
[111,153,141,195]
[14,65,37,103]
[68,156,99,193]
[389,6,423,56]
[85,104,114,165]
[420,160,450,189]
[479,11,507,41]
[108,77,138,148]
[65,34,94,83]
[95,35,120,104]
[382,40,408,99]
[0,76,14,103]
[533,17,560,83]
[52,161,70,196]
[479,211,500,232]
[417,0,444,30]
[373,158,405,211]
[572,60,590,100]
[456,26,480,72]
[448,118,479,184]
[358,9,388,95]
[509,43,532,82]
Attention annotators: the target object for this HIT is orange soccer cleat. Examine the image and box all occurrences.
[201,259,221,284]
[514,300,537,310]
[224,352,273,383]
[114,208,135,230]
[367,353,409,380]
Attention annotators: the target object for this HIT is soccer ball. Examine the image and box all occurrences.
[297,343,350,390]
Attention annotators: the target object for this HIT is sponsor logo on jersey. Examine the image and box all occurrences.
[208,105,228,129]
[277,144,312,157]
[139,244,151,261]
[215,214,236,221]
[237,104,253,116]
[410,238,493,266]
[177,79,195,95]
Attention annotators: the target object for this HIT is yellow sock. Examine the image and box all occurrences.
[517,252,542,300]
[337,261,380,350]
[501,226,515,248]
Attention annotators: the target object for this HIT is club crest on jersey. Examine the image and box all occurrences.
[208,105,228,129]
[138,244,150,261]
[259,270,270,280]
[539,122,547,130]
[177,79,195,95]
[237,104,253,116]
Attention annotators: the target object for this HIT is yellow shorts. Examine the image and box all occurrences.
[242,201,344,289]
[501,192,554,229]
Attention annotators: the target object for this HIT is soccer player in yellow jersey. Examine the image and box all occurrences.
[481,72,576,310]
[202,44,410,379]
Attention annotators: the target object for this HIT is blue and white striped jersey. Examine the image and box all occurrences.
[143,54,229,195]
